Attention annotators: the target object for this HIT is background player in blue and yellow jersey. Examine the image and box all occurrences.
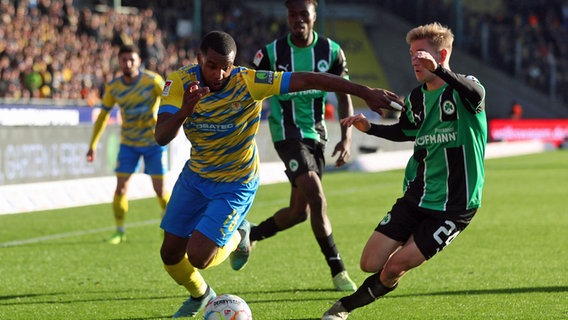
[87,44,169,244]
[154,30,402,318]
[250,0,357,292]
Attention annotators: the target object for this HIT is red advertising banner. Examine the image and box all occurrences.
[489,119,568,147]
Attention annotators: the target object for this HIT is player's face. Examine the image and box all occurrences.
[118,52,141,78]
[198,48,235,92]
[287,1,316,42]
[409,38,439,83]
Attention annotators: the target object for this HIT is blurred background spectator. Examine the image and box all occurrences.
[509,100,524,119]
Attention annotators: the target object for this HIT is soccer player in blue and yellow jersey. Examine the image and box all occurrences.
[154,30,401,318]
[87,44,169,244]
[250,0,357,292]
[322,22,487,320]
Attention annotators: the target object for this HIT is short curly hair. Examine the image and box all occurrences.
[285,0,318,9]
[200,31,237,56]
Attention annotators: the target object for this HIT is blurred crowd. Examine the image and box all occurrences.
[465,0,568,103]
[382,0,568,104]
[2,0,568,105]
[0,0,284,105]
[0,0,192,103]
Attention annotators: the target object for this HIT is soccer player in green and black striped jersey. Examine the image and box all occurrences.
[250,0,357,291]
[322,22,487,319]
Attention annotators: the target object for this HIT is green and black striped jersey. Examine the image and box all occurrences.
[251,31,349,143]
[368,67,487,212]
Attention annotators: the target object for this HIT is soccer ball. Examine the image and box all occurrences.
[202,294,252,320]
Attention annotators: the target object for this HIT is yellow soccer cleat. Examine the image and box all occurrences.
[107,231,126,244]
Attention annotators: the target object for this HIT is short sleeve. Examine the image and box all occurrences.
[242,69,290,101]
[158,72,184,114]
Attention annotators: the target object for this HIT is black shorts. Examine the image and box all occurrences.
[274,139,325,186]
[375,196,477,260]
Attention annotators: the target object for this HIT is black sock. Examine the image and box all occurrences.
[340,272,396,312]
[316,234,345,277]
[250,217,279,241]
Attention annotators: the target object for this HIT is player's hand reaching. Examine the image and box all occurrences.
[180,81,210,118]
[361,88,404,117]
[340,113,371,133]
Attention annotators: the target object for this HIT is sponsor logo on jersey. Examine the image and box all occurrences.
[125,105,150,115]
[413,110,423,122]
[317,60,329,72]
[162,80,173,96]
[277,64,289,72]
[253,50,264,66]
[278,89,324,100]
[191,122,235,132]
[415,128,457,146]
[254,70,274,84]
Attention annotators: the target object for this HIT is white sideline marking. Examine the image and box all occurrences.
[0,219,159,248]
[0,163,288,215]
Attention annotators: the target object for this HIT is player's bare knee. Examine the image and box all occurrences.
[187,253,210,269]
[295,210,309,223]
[288,206,309,223]
[360,258,381,273]
[382,261,408,281]
[160,246,185,265]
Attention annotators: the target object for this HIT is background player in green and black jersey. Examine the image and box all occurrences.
[322,22,487,319]
[250,0,356,291]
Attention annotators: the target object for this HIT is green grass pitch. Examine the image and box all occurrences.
[1,150,567,319]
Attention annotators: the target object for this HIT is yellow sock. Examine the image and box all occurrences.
[164,255,207,298]
[112,194,128,229]
[202,231,241,270]
[157,192,170,218]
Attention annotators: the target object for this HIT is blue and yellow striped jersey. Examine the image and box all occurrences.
[101,69,164,147]
[159,65,291,183]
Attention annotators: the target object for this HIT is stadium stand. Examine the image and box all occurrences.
[0,0,285,103]
[2,0,567,116]
[377,0,568,111]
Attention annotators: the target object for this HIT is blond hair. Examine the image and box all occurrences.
[406,22,454,52]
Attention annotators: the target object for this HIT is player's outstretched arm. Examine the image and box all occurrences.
[288,72,402,115]
[342,114,411,142]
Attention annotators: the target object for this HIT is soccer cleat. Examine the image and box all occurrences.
[173,287,217,318]
[332,271,357,292]
[230,219,251,271]
[322,300,350,320]
[107,231,126,244]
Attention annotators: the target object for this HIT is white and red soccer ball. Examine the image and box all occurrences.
[202,294,252,320]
